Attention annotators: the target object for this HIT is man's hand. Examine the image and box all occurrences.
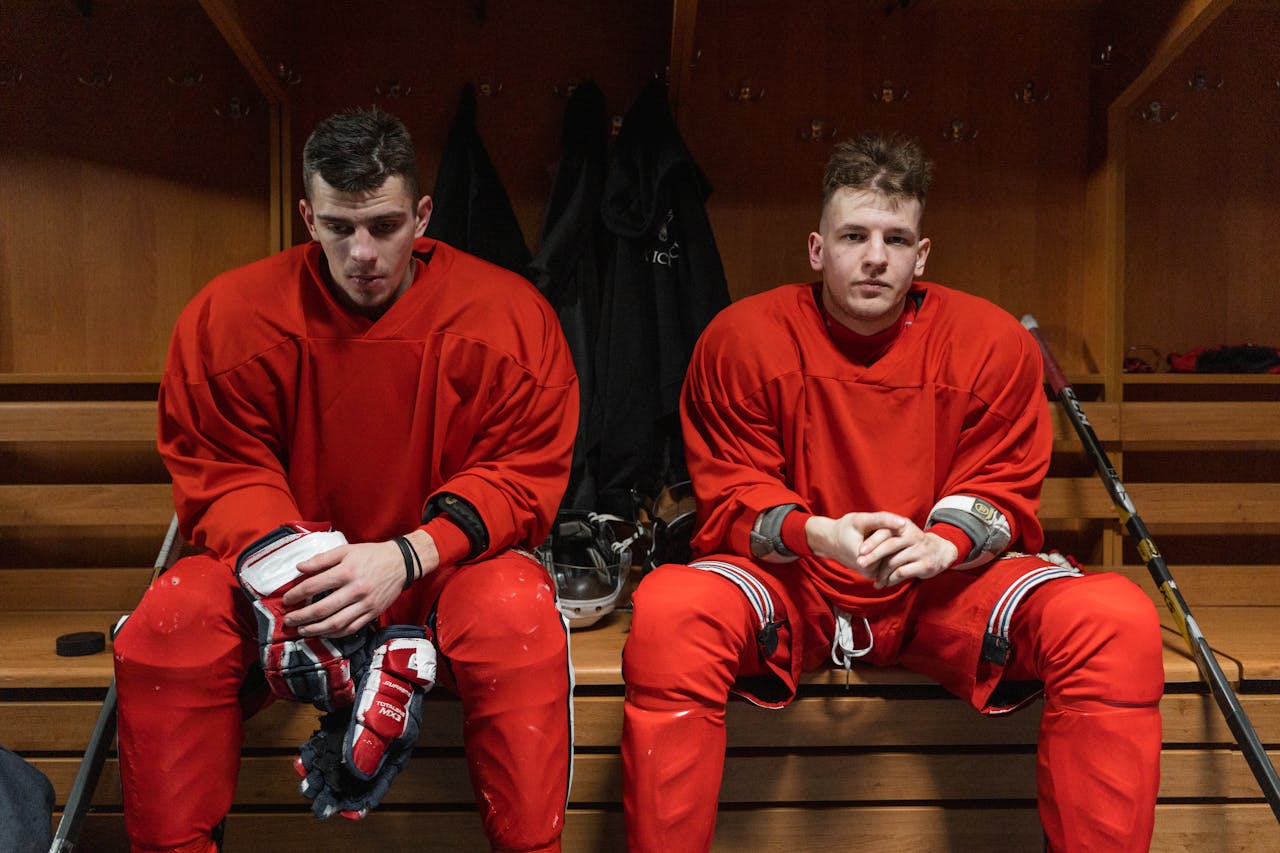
[283,530,441,638]
[805,512,959,589]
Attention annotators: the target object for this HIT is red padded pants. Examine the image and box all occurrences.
[622,564,1163,852]
[113,551,572,853]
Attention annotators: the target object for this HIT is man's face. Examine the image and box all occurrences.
[808,187,931,335]
[299,174,432,319]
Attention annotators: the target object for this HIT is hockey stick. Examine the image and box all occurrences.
[50,512,182,852]
[1021,314,1280,821]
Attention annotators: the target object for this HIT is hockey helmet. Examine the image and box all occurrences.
[641,480,697,574]
[538,511,637,629]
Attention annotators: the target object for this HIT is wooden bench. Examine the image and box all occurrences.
[3,397,1279,850]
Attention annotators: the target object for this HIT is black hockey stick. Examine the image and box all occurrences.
[50,512,182,852]
[1021,314,1280,821]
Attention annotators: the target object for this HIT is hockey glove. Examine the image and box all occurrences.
[294,625,437,819]
[236,522,370,711]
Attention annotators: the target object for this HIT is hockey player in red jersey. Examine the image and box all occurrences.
[112,107,577,853]
[621,134,1164,852]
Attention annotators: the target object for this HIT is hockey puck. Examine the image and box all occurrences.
[56,630,106,657]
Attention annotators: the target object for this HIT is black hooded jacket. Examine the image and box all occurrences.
[528,82,612,511]
[426,83,532,275]
[594,79,730,516]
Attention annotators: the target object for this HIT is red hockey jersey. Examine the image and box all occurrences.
[159,238,577,563]
[681,281,1050,611]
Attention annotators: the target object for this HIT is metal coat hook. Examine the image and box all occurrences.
[0,63,23,86]
[1092,44,1114,69]
[376,80,412,98]
[216,96,251,119]
[553,80,580,97]
[871,79,909,103]
[941,119,978,143]
[1139,100,1176,123]
[1014,80,1048,104]
[728,79,764,103]
[77,69,112,88]
[799,118,837,143]
[167,71,204,89]
[1188,67,1223,91]
[275,63,302,86]
[477,78,503,97]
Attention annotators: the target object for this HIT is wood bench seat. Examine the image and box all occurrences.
[0,593,1254,692]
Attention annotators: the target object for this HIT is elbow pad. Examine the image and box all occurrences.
[422,493,487,560]
[750,504,801,563]
[926,495,1011,570]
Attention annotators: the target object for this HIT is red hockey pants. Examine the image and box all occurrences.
[622,566,1164,852]
[113,551,572,853]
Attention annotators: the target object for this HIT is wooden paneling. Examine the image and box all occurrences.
[277,0,673,247]
[0,484,173,526]
[678,1,1099,373]
[29,746,1280,808]
[8,691,1280,757]
[54,804,1280,853]
[1121,4,1280,361]
[1121,402,1280,448]
[0,0,272,376]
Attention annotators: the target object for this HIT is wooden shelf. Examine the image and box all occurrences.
[1123,374,1280,385]
[0,374,161,385]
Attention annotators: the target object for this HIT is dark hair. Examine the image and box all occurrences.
[301,106,421,201]
[821,133,932,209]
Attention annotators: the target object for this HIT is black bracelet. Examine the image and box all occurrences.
[393,536,423,590]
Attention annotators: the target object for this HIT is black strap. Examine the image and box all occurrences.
[393,536,422,590]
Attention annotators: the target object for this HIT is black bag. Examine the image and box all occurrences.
[1,746,55,853]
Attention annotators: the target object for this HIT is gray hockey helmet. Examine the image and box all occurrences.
[538,511,637,629]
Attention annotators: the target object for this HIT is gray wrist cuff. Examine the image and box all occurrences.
[750,504,801,563]
[925,495,1011,570]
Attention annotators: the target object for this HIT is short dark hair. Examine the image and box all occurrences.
[301,106,421,202]
[821,133,932,209]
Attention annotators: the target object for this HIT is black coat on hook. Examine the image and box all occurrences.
[426,83,532,276]
[595,79,730,516]
[529,81,611,513]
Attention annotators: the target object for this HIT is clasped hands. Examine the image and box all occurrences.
[804,511,959,588]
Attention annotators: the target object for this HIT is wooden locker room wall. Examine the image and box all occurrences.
[234,0,674,250]
[0,0,272,378]
[678,0,1099,375]
[1121,3,1280,377]
[5,0,1274,388]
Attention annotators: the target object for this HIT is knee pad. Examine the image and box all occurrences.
[114,555,251,681]
[624,565,760,710]
[1032,573,1164,707]
[434,554,567,658]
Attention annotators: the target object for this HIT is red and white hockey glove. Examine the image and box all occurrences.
[295,625,437,819]
[236,522,370,711]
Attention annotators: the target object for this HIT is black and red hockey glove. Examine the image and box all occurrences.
[236,522,371,712]
[295,625,437,819]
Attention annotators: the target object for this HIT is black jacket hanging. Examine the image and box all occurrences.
[596,79,731,516]
[529,82,612,511]
[426,83,532,275]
